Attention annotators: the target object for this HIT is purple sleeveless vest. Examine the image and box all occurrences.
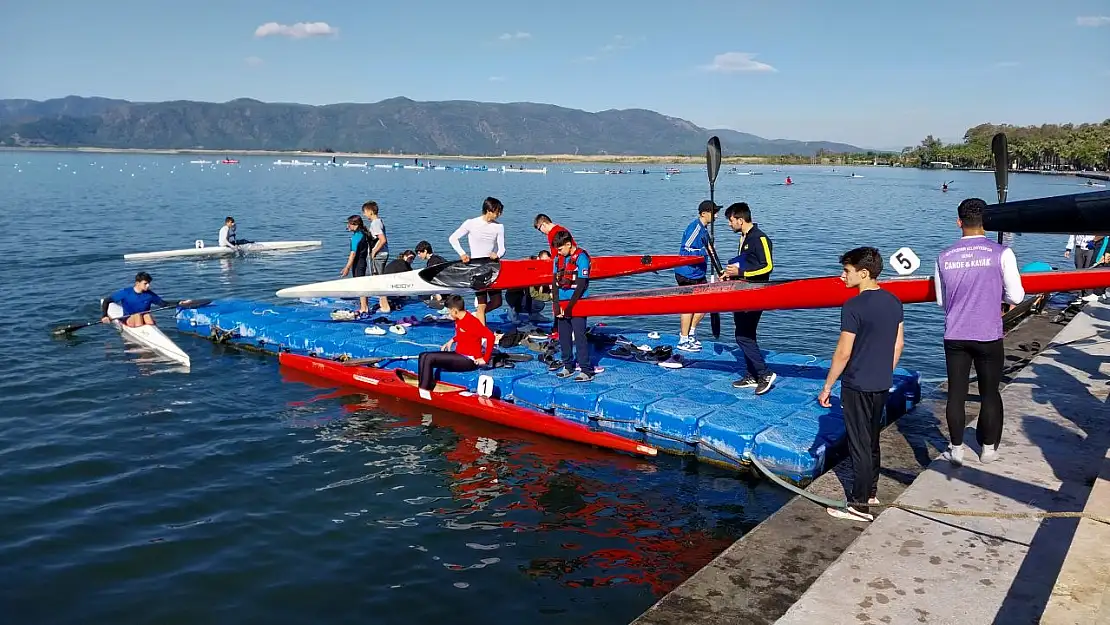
[937,236,1005,342]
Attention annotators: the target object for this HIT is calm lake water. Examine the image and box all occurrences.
[0,152,1084,624]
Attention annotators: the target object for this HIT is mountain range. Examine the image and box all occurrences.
[0,96,865,156]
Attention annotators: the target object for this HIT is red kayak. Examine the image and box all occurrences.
[568,269,1110,317]
[278,352,659,457]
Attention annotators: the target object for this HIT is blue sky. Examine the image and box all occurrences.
[2,0,1108,148]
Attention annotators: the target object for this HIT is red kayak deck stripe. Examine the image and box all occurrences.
[485,254,702,291]
[568,269,1110,317]
[279,352,658,457]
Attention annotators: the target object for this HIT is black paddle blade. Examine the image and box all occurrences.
[706,136,722,185]
[992,132,1009,205]
[983,189,1110,235]
[52,321,94,336]
[711,312,721,338]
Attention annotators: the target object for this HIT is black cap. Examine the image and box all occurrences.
[698,200,721,214]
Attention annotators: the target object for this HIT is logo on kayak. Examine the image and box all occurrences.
[353,374,380,385]
[390,283,414,290]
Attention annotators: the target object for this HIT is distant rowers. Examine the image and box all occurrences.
[942,182,949,192]
[785,176,793,185]
[449,197,506,325]
[218,217,239,247]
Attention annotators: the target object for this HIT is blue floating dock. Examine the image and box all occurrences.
[176,298,922,483]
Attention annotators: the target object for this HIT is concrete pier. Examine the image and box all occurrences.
[776,301,1110,623]
[630,300,1109,624]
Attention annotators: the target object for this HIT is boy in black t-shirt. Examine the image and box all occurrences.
[819,246,905,522]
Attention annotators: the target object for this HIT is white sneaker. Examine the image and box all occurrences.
[980,445,999,463]
[418,389,432,400]
[1082,294,1100,303]
[826,506,874,522]
[942,444,965,467]
[364,326,387,336]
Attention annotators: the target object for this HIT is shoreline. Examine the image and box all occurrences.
[0,146,855,166]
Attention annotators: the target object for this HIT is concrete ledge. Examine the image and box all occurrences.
[1041,451,1110,623]
[775,302,1110,624]
[630,305,1077,625]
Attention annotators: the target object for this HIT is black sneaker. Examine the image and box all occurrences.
[546,359,564,371]
[555,367,575,379]
[732,375,757,389]
[755,372,777,395]
[574,371,595,382]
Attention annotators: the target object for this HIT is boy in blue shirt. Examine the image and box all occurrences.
[100,272,166,327]
[549,230,594,381]
[674,200,719,351]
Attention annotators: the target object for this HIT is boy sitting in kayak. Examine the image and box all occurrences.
[100,271,165,327]
[218,216,253,247]
[414,294,494,400]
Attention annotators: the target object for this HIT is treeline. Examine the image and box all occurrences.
[902,121,1110,170]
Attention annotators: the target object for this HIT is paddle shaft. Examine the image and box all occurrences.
[706,137,725,339]
[992,132,1009,245]
[54,299,209,335]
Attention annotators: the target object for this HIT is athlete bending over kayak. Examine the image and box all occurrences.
[549,230,595,381]
[449,197,506,325]
[533,213,574,255]
[101,271,166,328]
[415,294,494,400]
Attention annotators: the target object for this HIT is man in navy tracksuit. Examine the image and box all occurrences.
[721,202,776,395]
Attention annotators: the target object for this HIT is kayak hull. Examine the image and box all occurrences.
[107,303,190,366]
[275,254,702,299]
[568,269,1110,317]
[124,240,322,261]
[983,190,1110,235]
[278,352,657,457]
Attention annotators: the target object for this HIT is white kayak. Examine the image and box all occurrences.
[124,240,322,261]
[275,262,490,299]
[106,303,190,367]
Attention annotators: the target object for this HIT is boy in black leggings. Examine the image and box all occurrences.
[935,198,1026,465]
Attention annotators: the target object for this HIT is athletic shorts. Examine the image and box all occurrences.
[675,274,708,287]
[370,253,388,275]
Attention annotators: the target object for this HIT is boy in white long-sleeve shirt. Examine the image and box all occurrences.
[449,197,506,325]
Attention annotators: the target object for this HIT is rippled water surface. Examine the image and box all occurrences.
[0,153,1083,623]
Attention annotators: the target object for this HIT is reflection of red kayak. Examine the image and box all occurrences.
[569,269,1110,317]
[220,159,239,164]
[279,352,658,457]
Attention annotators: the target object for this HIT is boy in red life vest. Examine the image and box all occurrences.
[534,213,574,256]
[549,230,595,381]
[415,294,494,400]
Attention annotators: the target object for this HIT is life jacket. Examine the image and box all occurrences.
[555,247,589,290]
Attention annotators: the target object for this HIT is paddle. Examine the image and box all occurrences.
[706,136,725,339]
[340,354,420,366]
[52,298,212,336]
[992,132,1009,245]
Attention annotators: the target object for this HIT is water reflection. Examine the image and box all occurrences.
[280,367,777,597]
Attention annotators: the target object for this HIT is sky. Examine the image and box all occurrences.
[2,0,1108,149]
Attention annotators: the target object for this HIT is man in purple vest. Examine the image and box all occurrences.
[935,198,1026,466]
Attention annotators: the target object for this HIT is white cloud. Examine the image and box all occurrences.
[600,35,633,53]
[245,56,264,67]
[254,21,339,39]
[1077,15,1110,26]
[488,76,506,82]
[497,31,531,41]
[700,52,777,73]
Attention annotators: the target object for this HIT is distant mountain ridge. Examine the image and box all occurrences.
[0,96,865,156]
